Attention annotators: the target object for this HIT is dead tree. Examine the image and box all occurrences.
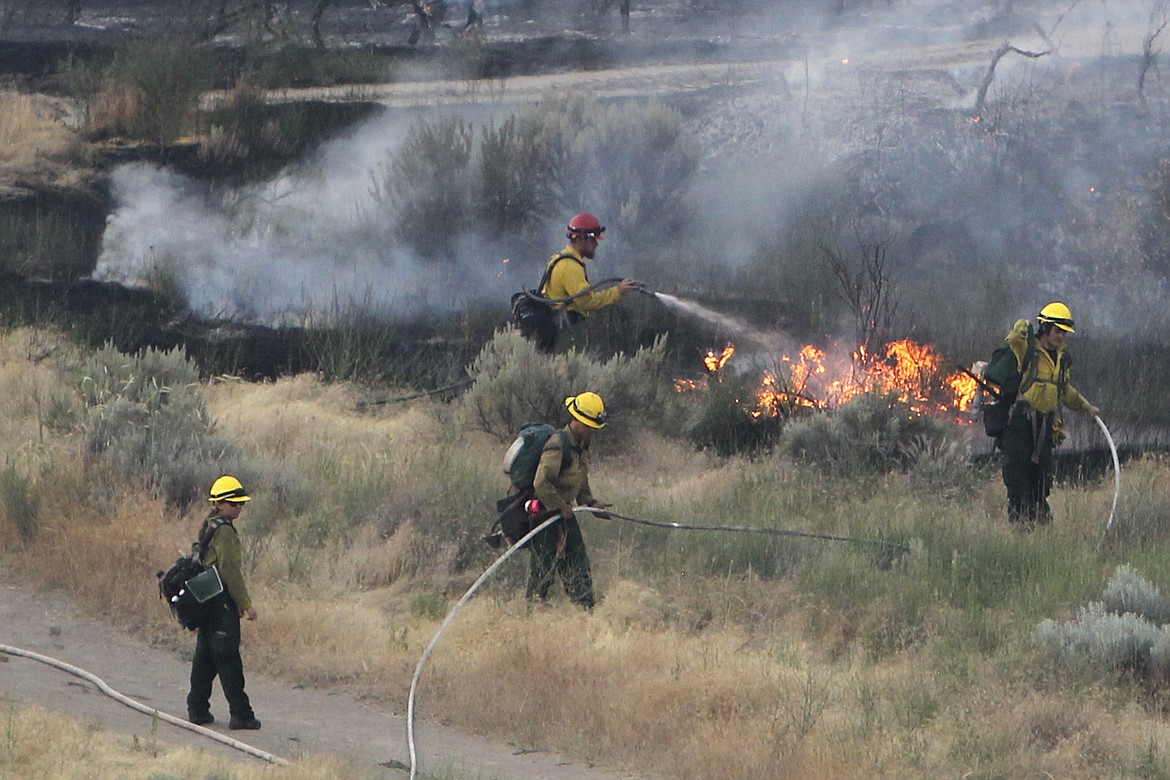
[972,42,1049,119]
[1139,14,1168,106]
[311,0,332,48]
[822,229,898,365]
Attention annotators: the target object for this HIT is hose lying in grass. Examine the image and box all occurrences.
[0,643,287,766]
[574,506,908,552]
[406,512,562,780]
[406,506,905,778]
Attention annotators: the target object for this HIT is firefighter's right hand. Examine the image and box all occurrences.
[1011,319,1029,339]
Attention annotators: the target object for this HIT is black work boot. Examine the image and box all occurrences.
[188,711,214,726]
[229,716,262,730]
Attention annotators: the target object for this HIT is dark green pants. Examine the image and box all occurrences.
[186,597,254,721]
[526,515,595,608]
[1000,409,1055,525]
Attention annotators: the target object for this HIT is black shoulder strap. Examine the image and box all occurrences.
[1017,327,1040,396]
[537,252,585,295]
[556,429,571,473]
[197,518,230,563]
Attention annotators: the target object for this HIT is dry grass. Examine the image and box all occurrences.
[0,90,91,193]
[0,702,367,779]
[6,329,1170,779]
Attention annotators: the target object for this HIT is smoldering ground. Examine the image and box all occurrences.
[87,0,1167,350]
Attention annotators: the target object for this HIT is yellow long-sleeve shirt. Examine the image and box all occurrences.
[539,246,622,317]
[1005,319,1092,415]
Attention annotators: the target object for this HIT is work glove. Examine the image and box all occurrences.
[1010,319,1030,340]
[1052,417,1066,447]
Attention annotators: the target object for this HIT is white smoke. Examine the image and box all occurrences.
[94,110,517,324]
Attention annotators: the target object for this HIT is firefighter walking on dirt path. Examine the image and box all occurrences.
[524,392,617,609]
[539,213,642,352]
[186,475,262,730]
[985,302,1100,527]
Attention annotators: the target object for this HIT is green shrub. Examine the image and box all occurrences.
[380,115,476,258]
[301,301,401,384]
[375,95,701,254]
[458,328,669,446]
[1102,564,1170,624]
[778,392,954,477]
[74,343,238,506]
[477,114,564,234]
[1035,566,1170,680]
[99,35,213,144]
[0,461,39,544]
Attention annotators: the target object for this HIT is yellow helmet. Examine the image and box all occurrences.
[565,392,607,429]
[209,475,251,503]
[1038,302,1075,333]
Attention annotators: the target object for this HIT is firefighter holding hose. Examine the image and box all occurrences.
[525,391,618,609]
[985,302,1100,527]
[538,213,643,352]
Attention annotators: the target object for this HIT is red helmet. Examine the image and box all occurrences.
[567,212,605,240]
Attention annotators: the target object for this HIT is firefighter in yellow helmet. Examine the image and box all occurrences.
[985,303,1100,526]
[186,475,261,730]
[525,392,615,608]
[536,213,643,352]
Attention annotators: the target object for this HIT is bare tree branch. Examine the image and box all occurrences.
[1139,13,1169,105]
[973,43,1050,119]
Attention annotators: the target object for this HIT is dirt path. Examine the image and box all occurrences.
[0,581,636,779]
[202,57,788,112]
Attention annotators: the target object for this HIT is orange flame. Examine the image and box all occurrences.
[703,344,735,372]
[678,338,978,422]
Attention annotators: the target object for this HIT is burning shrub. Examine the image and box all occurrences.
[684,375,783,457]
[777,391,953,477]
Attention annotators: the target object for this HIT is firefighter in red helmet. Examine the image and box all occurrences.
[536,212,642,352]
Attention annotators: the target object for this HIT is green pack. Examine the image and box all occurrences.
[503,422,570,490]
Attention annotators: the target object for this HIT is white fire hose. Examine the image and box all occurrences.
[407,512,563,779]
[406,505,903,778]
[0,643,287,765]
[1095,414,1122,540]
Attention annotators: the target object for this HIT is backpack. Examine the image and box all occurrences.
[157,519,228,631]
[484,423,571,548]
[510,254,579,352]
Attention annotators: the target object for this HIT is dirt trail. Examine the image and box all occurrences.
[0,581,636,779]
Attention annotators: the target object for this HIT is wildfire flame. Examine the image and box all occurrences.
[703,344,735,372]
[678,338,980,421]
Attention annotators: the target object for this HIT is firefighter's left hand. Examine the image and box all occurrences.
[588,501,613,519]
[617,278,642,295]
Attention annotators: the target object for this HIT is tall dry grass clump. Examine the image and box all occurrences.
[0,703,375,779]
[0,90,90,189]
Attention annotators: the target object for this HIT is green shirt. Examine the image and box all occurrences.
[532,425,596,515]
[202,514,252,612]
